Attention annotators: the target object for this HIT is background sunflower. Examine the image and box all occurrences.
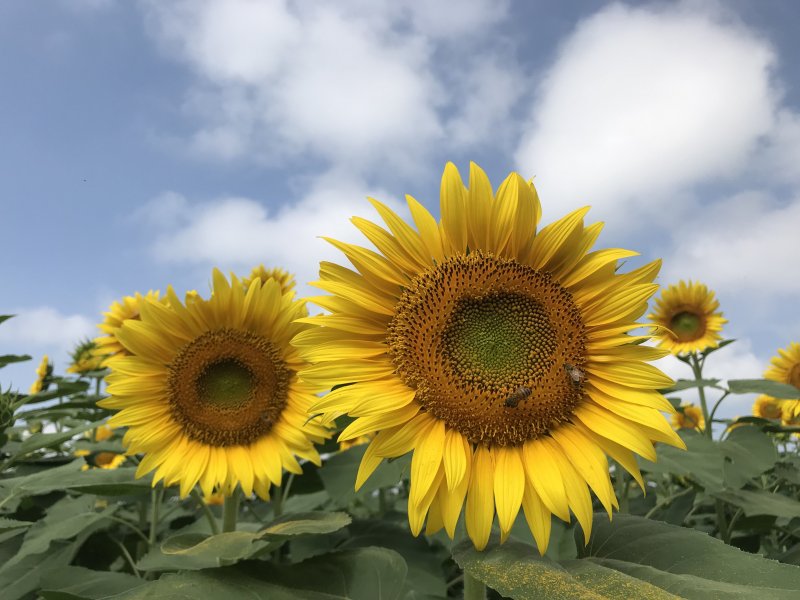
[648,280,726,355]
[99,269,330,500]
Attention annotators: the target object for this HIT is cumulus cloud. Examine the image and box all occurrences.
[0,308,96,389]
[662,191,800,297]
[140,0,519,173]
[515,3,778,223]
[143,170,410,297]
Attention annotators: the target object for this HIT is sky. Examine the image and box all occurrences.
[1,0,799,419]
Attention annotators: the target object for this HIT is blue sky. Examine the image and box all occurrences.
[1,0,799,419]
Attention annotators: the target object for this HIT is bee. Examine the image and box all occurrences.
[564,363,585,386]
[504,385,532,408]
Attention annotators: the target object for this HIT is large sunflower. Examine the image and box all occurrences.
[648,281,726,355]
[295,162,683,552]
[99,269,330,499]
[764,342,800,418]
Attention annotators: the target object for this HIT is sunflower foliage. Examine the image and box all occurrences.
[1,165,800,600]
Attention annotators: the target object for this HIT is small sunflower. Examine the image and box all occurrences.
[86,425,115,442]
[67,339,106,375]
[29,355,52,394]
[764,342,800,418]
[752,395,783,420]
[80,451,126,471]
[95,291,164,362]
[671,404,704,431]
[296,162,683,552]
[99,269,330,499]
[648,281,726,355]
[243,265,296,295]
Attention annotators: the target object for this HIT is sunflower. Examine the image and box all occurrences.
[67,339,106,375]
[671,404,704,431]
[99,269,330,499]
[29,355,51,394]
[764,342,800,419]
[648,281,726,355]
[295,162,683,552]
[243,265,296,295]
[95,291,164,362]
[79,451,126,471]
[752,395,783,420]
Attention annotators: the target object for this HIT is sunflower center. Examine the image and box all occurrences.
[387,251,587,446]
[168,328,292,446]
[669,311,704,341]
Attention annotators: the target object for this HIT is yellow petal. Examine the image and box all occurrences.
[439,162,468,255]
[465,445,495,551]
[409,419,446,509]
[522,482,551,555]
[443,428,468,491]
[493,446,525,538]
[406,195,445,264]
[440,445,472,538]
[573,404,657,461]
[521,440,571,522]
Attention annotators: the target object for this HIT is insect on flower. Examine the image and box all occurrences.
[504,385,532,408]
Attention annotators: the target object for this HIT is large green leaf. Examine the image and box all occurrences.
[720,426,778,488]
[138,511,352,571]
[639,432,724,491]
[727,379,800,399]
[122,547,407,600]
[453,539,674,599]
[712,488,800,519]
[318,445,410,506]
[341,520,448,598]
[0,462,152,508]
[0,496,114,571]
[0,540,82,600]
[40,566,145,600]
[584,514,800,599]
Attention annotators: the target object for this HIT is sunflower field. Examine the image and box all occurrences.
[3,163,800,599]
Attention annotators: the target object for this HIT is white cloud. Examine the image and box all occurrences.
[0,308,96,390]
[662,191,800,296]
[140,0,518,173]
[515,3,778,223]
[144,170,409,297]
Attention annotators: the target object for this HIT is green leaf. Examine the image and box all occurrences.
[712,488,800,519]
[720,426,778,488]
[0,354,32,369]
[138,511,352,571]
[727,379,800,399]
[661,378,722,393]
[260,510,351,537]
[0,462,153,508]
[639,432,725,491]
[0,540,82,600]
[701,339,736,358]
[341,520,448,598]
[318,444,410,506]
[18,419,107,455]
[584,514,800,599]
[0,496,114,571]
[122,547,408,600]
[452,539,674,599]
[40,566,145,600]
[0,518,33,532]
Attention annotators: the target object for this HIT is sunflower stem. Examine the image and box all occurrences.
[272,485,284,518]
[191,488,220,535]
[222,490,241,533]
[463,572,486,600]
[148,486,163,548]
[688,353,712,440]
